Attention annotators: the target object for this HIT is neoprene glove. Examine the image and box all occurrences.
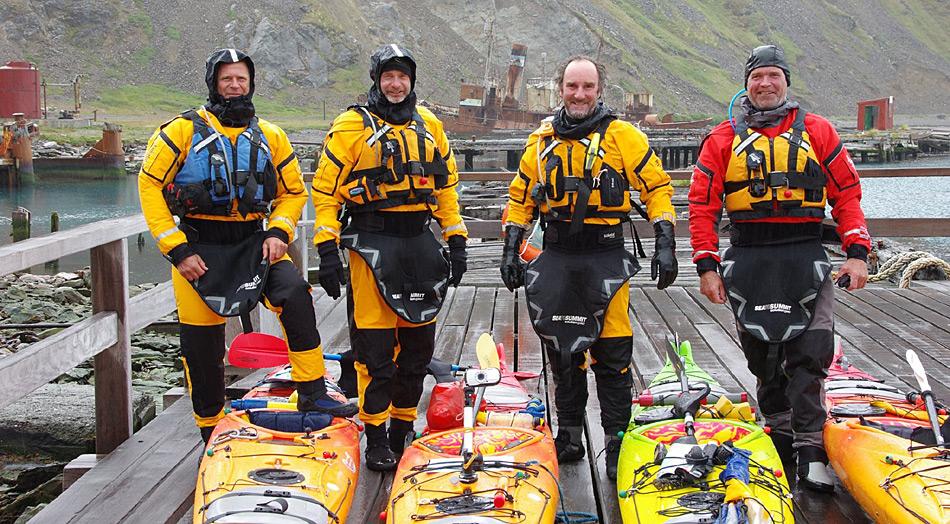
[447,235,468,287]
[651,220,678,290]
[499,225,527,291]
[317,240,345,299]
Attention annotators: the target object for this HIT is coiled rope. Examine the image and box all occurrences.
[868,251,950,288]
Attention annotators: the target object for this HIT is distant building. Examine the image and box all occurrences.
[857,97,893,131]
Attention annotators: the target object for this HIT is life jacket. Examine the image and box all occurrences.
[724,110,827,221]
[171,110,277,217]
[532,117,635,234]
[339,106,450,213]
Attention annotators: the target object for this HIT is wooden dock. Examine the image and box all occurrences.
[7,166,950,523]
[30,244,950,523]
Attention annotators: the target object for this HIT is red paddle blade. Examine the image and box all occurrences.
[228,332,289,368]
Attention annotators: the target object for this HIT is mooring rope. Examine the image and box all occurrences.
[868,251,950,288]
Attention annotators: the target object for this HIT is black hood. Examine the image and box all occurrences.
[204,48,256,127]
[744,44,791,88]
[366,44,417,125]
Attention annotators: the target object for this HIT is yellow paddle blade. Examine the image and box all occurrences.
[476,333,501,370]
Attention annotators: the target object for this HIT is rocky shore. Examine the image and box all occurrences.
[0,270,180,522]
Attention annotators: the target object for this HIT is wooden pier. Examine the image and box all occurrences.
[26,246,950,523]
[2,167,949,523]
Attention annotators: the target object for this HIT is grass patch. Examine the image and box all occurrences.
[165,26,181,40]
[880,0,950,57]
[132,47,155,67]
[92,84,203,115]
[328,64,365,98]
[128,13,153,37]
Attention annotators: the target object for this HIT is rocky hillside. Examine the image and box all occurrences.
[1,0,947,118]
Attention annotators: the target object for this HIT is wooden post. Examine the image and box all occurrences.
[91,238,133,453]
[12,207,30,242]
[506,150,519,171]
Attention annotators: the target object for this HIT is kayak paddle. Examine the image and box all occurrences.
[905,349,945,447]
[228,336,343,369]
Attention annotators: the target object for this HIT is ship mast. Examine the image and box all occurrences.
[482,15,495,90]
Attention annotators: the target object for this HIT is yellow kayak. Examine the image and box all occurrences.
[618,339,794,523]
[385,333,561,523]
[193,366,361,524]
[825,343,950,524]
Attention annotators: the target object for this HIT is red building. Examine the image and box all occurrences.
[857,97,893,131]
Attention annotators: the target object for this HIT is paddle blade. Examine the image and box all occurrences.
[228,332,289,368]
[905,349,932,392]
[476,333,501,370]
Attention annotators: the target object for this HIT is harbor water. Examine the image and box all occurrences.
[1,157,949,284]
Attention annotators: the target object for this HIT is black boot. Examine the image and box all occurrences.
[389,418,416,456]
[364,423,397,472]
[605,435,622,481]
[554,426,585,463]
[797,446,834,493]
[296,378,358,417]
[771,431,797,473]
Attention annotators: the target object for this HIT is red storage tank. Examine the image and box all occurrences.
[0,61,42,119]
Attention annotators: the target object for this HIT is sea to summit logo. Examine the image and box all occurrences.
[754,302,792,314]
[235,275,262,292]
[552,314,587,325]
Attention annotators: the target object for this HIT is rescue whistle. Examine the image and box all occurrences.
[584,133,601,172]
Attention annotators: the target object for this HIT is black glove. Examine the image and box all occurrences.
[447,235,467,287]
[651,220,678,290]
[317,240,345,299]
[499,226,527,291]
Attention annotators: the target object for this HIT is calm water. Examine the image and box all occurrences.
[1,157,949,283]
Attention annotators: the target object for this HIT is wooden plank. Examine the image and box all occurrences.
[837,290,950,377]
[583,376,622,524]
[903,288,950,318]
[0,214,146,274]
[834,294,950,399]
[31,397,199,523]
[91,239,133,453]
[907,281,950,308]
[458,287,498,367]
[860,288,950,338]
[0,312,117,408]
[441,286,476,326]
[642,288,741,391]
[128,281,176,333]
[629,314,661,390]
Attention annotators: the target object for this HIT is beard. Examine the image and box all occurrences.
[565,102,596,121]
[385,92,407,104]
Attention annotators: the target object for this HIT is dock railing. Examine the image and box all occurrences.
[0,165,946,454]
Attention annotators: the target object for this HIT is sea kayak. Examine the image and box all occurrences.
[193,366,361,524]
[824,340,949,524]
[385,333,561,523]
[617,338,794,523]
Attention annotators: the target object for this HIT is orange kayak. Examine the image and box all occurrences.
[193,366,361,524]
[385,334,560,523]
[824,342,949,524]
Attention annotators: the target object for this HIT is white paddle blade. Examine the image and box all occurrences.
[905,349,932,392]
[476,333,501,370]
